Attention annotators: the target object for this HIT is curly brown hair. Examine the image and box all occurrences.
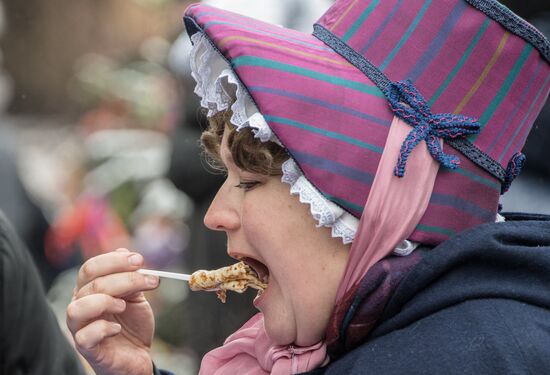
[201,109,288,176]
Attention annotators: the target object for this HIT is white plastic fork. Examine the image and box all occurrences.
[137,268,220,291]
[137,269,191,281]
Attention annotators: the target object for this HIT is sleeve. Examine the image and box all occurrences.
[0,211,86,375]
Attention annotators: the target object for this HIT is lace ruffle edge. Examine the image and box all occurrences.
[282,159,358,244]
[190,33,279,144]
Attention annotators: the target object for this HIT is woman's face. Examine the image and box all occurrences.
[204,127,350,346]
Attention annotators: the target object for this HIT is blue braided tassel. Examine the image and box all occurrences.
[387,80,481,177]
[501,152,526,194]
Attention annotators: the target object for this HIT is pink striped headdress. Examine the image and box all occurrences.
[186,2,550,373]
[184,0,550,246]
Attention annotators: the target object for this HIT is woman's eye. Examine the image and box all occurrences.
[235,181,259,191]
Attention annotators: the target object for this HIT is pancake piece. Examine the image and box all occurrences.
[189,261,267,302]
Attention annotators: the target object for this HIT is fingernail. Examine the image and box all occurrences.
[146,275,159,287]
[111,323,122,334]
[115,299,126,309]
[128,254,143,266]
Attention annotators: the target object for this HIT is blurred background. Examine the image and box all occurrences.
[0,0,548,373]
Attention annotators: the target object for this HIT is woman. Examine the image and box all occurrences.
[66,0,550,374]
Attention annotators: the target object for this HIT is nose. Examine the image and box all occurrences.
[203,180,240,232]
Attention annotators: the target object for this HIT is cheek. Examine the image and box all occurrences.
[241,205,284,250]
[241,202,266,242]
[241,195,293,243]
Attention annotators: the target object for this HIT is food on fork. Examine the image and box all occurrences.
[189,261,268,303]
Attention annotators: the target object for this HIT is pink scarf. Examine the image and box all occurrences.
[200,313,328,374]
[200,117,440,374]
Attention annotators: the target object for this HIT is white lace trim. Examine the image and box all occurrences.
[189,31,420,252]
[282,159,358,244]
[190,33,280,144]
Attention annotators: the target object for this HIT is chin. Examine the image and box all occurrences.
[263,317,295,346]
[264,318,324,347]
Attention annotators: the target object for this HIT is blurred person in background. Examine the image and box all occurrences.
[66,1,550,374]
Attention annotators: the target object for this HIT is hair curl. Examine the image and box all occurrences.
[200,109,288,176]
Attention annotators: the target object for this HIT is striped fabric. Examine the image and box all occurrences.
[184,0,550,245]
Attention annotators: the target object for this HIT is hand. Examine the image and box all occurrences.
[67,248,160,375]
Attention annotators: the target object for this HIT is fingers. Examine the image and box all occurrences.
[77,248,145,290]
[66,294,126,334]
[75,271,159,300]
[74,319,122,352]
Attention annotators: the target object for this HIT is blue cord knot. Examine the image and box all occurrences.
[387,80,481,177]
[501,152,525,194]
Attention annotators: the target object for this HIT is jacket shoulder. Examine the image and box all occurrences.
[319,298,550,375]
